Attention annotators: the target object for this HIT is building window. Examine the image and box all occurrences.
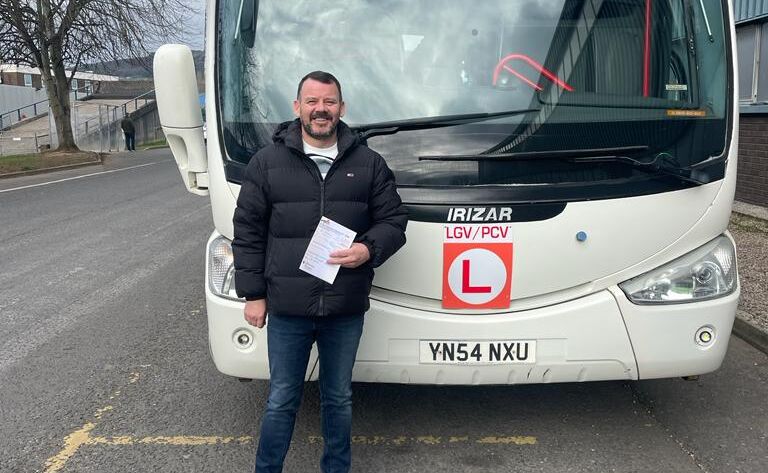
[737,21,768,104]
[71,78,78,91]
[23,73,32,87]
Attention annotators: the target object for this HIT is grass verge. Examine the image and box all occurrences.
[0,150,102,176]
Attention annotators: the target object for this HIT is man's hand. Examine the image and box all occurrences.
[327,242,370,268]
[244,299,267,328]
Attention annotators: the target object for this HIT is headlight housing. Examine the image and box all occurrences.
[619,235,737,304]
[208,235,242,301]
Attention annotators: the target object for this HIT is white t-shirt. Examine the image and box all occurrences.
[303,140,338,179]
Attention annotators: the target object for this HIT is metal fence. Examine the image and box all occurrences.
[0,90,157,156]
[0,86,93,131]
[74,92,158,152]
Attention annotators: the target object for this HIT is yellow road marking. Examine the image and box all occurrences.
[46,431,535,472]
[94,406,114,420]
[477,436,537,445]
[84,434,536,448]
[88,436,253,446]
[43,422,96,473]
[44,363,535,471]
[43,367,150,473]
[308,435,535,446]
[80,433,536,449]
[351,435,388,446]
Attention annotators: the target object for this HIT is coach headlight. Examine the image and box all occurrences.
[208,235,242,300]
[619,235,737,304]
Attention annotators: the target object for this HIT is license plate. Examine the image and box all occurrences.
[419,340,536,364]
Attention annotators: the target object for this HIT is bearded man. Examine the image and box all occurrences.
[232,70,408,473]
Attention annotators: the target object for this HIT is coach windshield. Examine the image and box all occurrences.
[217,0,729,197]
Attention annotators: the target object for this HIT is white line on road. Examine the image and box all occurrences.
[0,161,170,194]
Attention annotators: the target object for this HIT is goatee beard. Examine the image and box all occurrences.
[303,119,337,140]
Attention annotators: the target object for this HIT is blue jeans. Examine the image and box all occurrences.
[255,313,364,473]
[124,132,135,151]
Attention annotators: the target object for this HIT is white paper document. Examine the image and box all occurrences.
[299,217,357,284]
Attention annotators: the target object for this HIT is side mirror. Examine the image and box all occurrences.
[153,44,208,195]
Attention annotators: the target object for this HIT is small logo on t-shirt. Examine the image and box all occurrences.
[346,173,355,177]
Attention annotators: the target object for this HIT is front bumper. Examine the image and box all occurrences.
[204,281,739,383]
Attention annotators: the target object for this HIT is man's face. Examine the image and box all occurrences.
[293,79,345,141]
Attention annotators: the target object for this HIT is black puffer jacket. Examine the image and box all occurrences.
[232,119,408,317]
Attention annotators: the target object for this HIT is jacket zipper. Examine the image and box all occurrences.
[293,145,351,317]
[317,147,354,316]
[319,179,325,317]
[302,152,326,317]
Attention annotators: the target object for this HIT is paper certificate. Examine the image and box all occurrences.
[299,217,357,284]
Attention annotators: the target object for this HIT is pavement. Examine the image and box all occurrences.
[734,201,768,221]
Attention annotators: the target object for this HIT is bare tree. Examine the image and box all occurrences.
[0,0,194,151]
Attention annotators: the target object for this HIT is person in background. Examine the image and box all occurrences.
[120,114,136,151]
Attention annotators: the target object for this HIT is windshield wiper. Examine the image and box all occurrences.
[235,0,259,47]
[420,146,709,185]
[571,154,710,184]
[352,109,540,140]
[696,0,715,42]
[419,145,649,162]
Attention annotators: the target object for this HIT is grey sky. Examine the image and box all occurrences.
[162,0,207,51]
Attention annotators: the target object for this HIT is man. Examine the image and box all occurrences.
[120,114,136,151]
[232,71,407,473]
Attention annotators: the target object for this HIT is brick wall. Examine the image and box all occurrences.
[737,115,768,207]
[1,72,23,87]
[0,72,42,88]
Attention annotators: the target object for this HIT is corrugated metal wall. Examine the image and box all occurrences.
[734,0,768,23]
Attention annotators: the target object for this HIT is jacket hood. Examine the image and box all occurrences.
[272,119,359,156]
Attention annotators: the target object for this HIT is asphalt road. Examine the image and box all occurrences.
[0,149,766,473]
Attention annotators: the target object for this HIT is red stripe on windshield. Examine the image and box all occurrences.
[492,54,573,92]
[503,65,543,91]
